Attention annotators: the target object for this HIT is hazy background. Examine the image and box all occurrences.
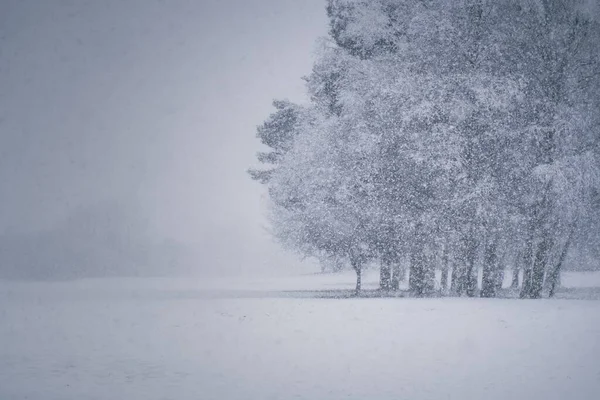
[0,0,328,279]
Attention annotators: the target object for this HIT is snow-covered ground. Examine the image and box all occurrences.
[1,271,600,400]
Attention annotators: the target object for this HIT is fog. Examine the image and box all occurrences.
[0,0,327,278]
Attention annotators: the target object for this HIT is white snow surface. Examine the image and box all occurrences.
[1,271,600,400]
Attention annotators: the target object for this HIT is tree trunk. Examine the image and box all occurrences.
[423,249,435,294]
[522,176,554,299]
[424,255,436,294]
[511,266,520,289]
[440,263,449,293]
[548,269,561,298]
[355,266,362,293]
[495,246,508,292]
[391,262,401,291]
[520,269,532,298]
[452,264,468,295]
[450,265,460,294]
[453,229,476,296]
[530,233,553,299]
[548,228,574,298]
[520,223,535,298]
[351,256,362,294]
[465,231,478,297]
[409,247,426,296]
[440,239,450,292]
[379,258,391,291]
[481,234,499,298]
[495,268,505,293]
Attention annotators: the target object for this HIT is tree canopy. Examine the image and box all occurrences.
[250,0,600,298]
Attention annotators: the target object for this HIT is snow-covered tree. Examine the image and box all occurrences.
[492,0,600,298]
[248,100,305,184]
[250,0,599,298]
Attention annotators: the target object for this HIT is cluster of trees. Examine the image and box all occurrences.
[250,0,600,298]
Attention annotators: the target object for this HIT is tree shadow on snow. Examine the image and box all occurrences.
[163,286,600,301]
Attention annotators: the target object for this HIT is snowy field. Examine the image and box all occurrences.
[1,271,600,400]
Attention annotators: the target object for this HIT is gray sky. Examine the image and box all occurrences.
[0,0,328,275]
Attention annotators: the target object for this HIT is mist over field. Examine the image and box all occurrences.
[0,0,327,280]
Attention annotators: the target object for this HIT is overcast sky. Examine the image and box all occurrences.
[0,0,328,275]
